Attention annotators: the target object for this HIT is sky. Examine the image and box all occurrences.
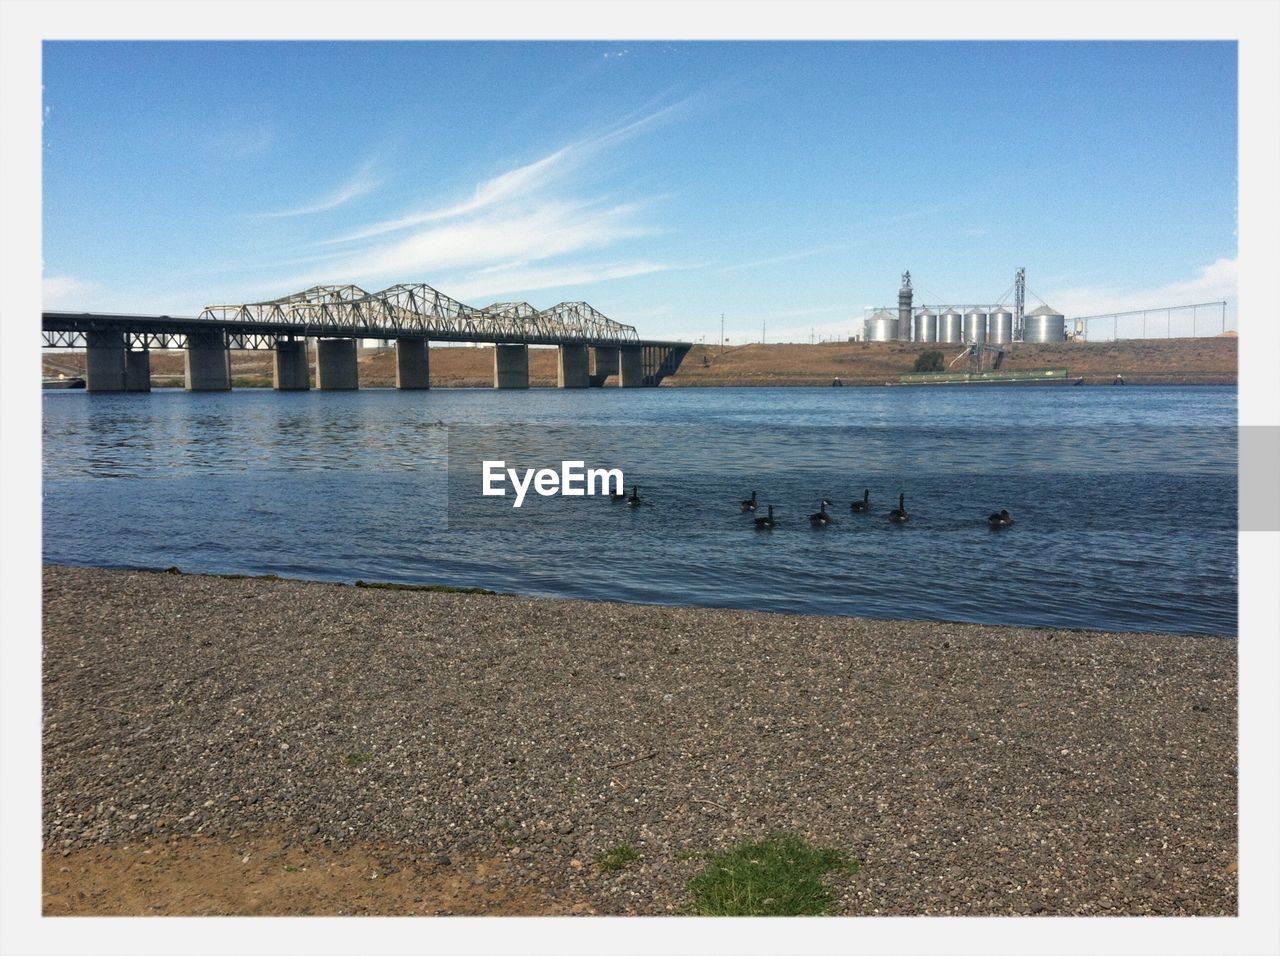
[41,40,1238,344]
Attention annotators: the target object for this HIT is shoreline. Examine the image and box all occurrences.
[42,561,1233,639]
[41,337,1238,390]
[43,565,1237,915]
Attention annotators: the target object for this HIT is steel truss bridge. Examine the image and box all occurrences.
[41,283,678,350]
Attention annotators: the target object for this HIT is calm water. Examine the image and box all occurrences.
[43,385,1237,636]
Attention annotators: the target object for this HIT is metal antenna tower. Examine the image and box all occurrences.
[1014,267,1026,340]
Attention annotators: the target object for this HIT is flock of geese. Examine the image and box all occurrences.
[739,489,1015,530]
[612,484,1016,530]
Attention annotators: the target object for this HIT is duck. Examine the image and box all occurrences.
[888,493,910,523]
[626,485,642,507]
[850,489,870,513]
[809,499,834,526]
[987,509,1014,528]
[753,505,777,529]
[740,490,758,512]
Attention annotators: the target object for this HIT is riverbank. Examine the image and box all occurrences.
[42,336,1236,388]
[43,565,1237,916]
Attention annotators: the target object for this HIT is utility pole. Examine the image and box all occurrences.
[720,313,725,353]
[762,320,766,344]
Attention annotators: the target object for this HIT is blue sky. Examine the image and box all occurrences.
[42,40,1237,342]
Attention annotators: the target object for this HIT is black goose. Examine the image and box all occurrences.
[740,490,758,512]
[626,485,642,507]
[987,508,1014,528]
[610,486,627,502]
[850,489,870,513]
[809,499,834,526]
[888,493,910,523]
[753,505,777,529]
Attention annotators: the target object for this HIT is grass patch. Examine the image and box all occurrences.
[595,844,641,872]
[342,752,373,767]
[354,579,496,595]
[686,833,855,916]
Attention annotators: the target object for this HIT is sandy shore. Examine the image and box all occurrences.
[42,565,1237,915]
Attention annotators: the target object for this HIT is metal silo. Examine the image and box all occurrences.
[938,309,963,343]
[913,308,938,343]
[864,309,899,342]
[1023,304,1066,342]
[989,307,1013,344]
[963,309,988,344]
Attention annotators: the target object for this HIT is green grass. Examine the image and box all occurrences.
[686,833,856,916]
[342,752,373,767]
[595,844,641,872]
[354,579,496,595]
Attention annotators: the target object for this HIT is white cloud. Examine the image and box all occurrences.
[43,275,95,308]
[446,259,669,302]
[317,99,690,248]
[1045,257,1237,331]
[277,200,655,291]
[254,159,381,218]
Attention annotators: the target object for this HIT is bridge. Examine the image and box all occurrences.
[42,283,691,392]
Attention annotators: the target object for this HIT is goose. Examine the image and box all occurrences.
[610,486,627,502]
[740,490,758,512]
[850,489,871,513]
[987,509,1015,528]
[888,493,910,524]
[809,499,834,526]
[754,505,777,529]
[626,485,642,507]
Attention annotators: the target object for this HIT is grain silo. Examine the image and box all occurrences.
[989,307,1013,344]
[938,308,963,343]
[963,309,988,344]
[913,308,938,343]
[1023,304,1066,342]
[864,309,899,342]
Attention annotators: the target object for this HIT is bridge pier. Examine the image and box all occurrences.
[395,337,430,389]
[315,338,359,390]
[85,330,127,392]
[618,346,645,388]
[184,331,231,391]
[493,344,529,389]
[272,339,310,390]
[557,344,590,388]
[124,349,151,392]
[590,346,619,387]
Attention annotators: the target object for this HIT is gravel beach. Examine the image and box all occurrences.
[42,565,1237,915]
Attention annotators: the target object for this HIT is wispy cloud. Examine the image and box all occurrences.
[268,99,694,296]
[447,259,669,302]
[43,274,95,308]
[319,100,691,248]
[1046,257,1237,318]
[717,243,847,273]
[254,159,381,218]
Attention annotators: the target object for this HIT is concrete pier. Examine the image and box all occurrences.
[619,346,645,388]
[272,339,310,391]
[493,344,530,389]
[184,331,231,392]
[124,349,151,392]
[557,344,590,388]
[591,346,620,387]
[395,337,430,390]
[315,339,359,390]
[85,330,127,392]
